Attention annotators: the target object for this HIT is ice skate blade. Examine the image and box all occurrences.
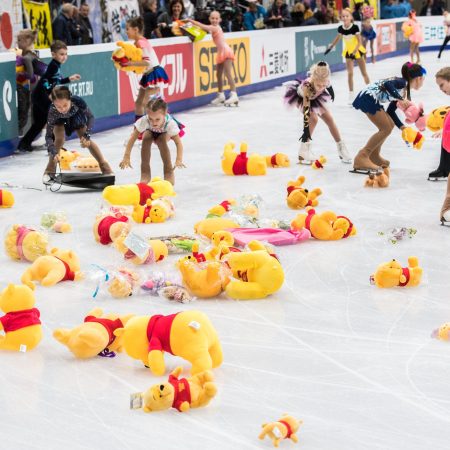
[224,102,239,107]
[428,176,448,181]
[340,158,352,164]
[349,168,381,175]
[440,219,450,227]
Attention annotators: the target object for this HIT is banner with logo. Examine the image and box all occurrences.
[395,21,410,53]
[0,56,18,156]
[22,0,52,49]
[193,36,251,96]
[250,30,295,83]
[106,0,139,43]
[418,16,446,47]
[0,0,22,51]
[119,42,195,114]
[295,28,342,74]
[376,22,396,55]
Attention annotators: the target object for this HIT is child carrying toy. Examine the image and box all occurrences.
[402,10,423,64]
[352,62,426,173]
[324,8,370,104]
[43,86,113,184]
[120,97,185,185]
[284,61,351,165]
[125,17,169,124]
[186,12,238,106]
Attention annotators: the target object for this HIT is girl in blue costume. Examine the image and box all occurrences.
[352,62,426,172]
[361,17,376,64]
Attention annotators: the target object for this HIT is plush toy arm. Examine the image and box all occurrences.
[179,401,190,412]
[148,349,166,376]
[171,366,183,378]
[226,250,270,270]
[226,280,268,300]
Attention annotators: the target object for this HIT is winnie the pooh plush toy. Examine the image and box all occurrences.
[291,208,356,241]
[93,213,130,245]
[131,198,175,224]
[5,224,49,262]
[113,233,168,265]
[141,366,217,412]
[53,308,134,358]
[21,248,83,289]
[111,41,146,74]
[107,269,140,298]
[113,310,223,376]
[207,199,235,217]
[221,141,267,176]
[194,217,239,239]
[265,153,290,168]
[259,414,303,447]
[372,256,422,288]
[426,106,450,132]
[0,189,15,208]
[402,127,424,150]
[286,176,322,210]
[102,177,176,206]
[396,101,427,131]
[312,155,327,170]
[58,148,80,170]
[0,284,42,351]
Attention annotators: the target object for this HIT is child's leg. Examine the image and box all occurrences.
[415,43,421,63]
[44,124,65,174]
[319,110,341,142]
[409,42,414,63]
[155,135,174,185]
[18,104,48,150]
[370,40,375,62]
[135,87,150,117]
[75,128,113,174]
[217,63,224,93]
[140,131,153,183]
[345,59,354,92]
[223,59,236,92]
[356,57,370,84]
[438,36,450,58]
[440,176,450,220]
[307,111,319,138]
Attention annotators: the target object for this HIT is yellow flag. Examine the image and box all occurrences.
[22,0,53,49]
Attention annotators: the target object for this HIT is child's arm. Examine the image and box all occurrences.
[45,108,58,160]
[184,18,214,33]
[171,134,185,169]
[119,128,140,169]
[324,34,341,54]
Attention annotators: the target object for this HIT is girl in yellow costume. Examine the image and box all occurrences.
[324,8,370,104]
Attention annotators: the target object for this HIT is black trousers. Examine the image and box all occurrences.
[18,103,49,149]
[438,36,450,58]
[436,145,450,175]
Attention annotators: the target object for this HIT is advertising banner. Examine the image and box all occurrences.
[106,0,139,42]
[0,57,18,155]
[85,0,103,44]
[250,30,296,83]
[295,28,342,74]
[418,16,446,47]
[395,21,410,52]
[376,22,396,55]
[22,0,52,49]
[193,36,250,96]
[0,0,22,51]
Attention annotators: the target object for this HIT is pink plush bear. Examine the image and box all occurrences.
[397,101,427,131]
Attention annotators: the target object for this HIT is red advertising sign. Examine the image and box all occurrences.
[376,23,396,55]
[119,42,194,114]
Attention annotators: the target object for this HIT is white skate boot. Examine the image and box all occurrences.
[442,210,450,226]
[211,92,225,106]
[224,91,239,107]
[298,142,315,165]
[336,141,352,164]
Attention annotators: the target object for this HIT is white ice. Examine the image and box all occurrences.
[1,51,450,450]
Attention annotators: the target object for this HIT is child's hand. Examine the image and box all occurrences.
[53,154,60,164]
[80,136,91,148]
[173,159,186,169]
[432,131,443,139]
[399,99,411,109]
[69,74,81,81]
[119,157,132,170]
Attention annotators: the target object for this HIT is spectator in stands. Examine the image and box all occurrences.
[157,0,187,37]
[420,0,444,16]
[232,11,245,31]
[243,0,267,30]
[290,2,305,26]
[266,0,291,28]
[352,2,364,22]
[77,2,93,45]
[52,3,80,45]
[303,10,326,25]
[325,6,339,24]
[303,1,314,21]
[398,0,412,15]
[183,0,196,17]
[143,0,160,38]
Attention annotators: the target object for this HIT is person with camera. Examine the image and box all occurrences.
[157,0,188,37]
[243,0,267,30]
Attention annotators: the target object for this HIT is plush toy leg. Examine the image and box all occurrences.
[40,267,65,287]
[226,280,267,299]
[190,352,213,375]
[148,350,166,376]
[21,270,36,290]
[290,434,299,443]
[209,341,223,368]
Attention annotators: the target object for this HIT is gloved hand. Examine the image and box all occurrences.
[402,127,425,150]
[324,46,332,56]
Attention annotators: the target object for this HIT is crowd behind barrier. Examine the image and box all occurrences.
[0,14,447,157]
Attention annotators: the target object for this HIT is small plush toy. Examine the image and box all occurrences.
[141,366,217,412]
[113,310,223,375]
[113,233,168,265]
[365,167,390,188]
[311,155,327,169]
[402,23,413,38]
[0,189,14,208]
[259,414,303,447]
[221,141,267,176]
[265,153,290,168]
[58,148,80,170]
[194,217,239,239]
[140,272,193,303]
[4,225,49,262]
[111,41,146,74]
[53,308,134,358]
[402,127,424,150]
[431,323,450,340]
[371,256,422,288]
[291,207,356,240]
[102,177,176,206]
[0,284,42,351]
[207,199,236,218]
[426,106,450,132]
[21,248,83,289]
[396,101,427,131]
[132,198,175,224]
[107,269,140,298]
[148,234,196,254]
[286,176,322,210]
[41,212,72,233]
[93,213,130,245]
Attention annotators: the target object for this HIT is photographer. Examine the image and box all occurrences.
[157,0,188,37]
[243,0,267,30]
[265,0,291,28]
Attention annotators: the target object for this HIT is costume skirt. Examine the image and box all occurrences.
[140,66,169,88]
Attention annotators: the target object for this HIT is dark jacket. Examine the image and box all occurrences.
[266,3,291,28]
[143,9,159,38]
[52,13,80,45]
[77,15,94,45]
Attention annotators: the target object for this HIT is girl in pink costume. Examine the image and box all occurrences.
[186,12,238,106]
[402,10,424,64]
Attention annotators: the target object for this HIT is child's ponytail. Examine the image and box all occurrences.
[401,62,425,100]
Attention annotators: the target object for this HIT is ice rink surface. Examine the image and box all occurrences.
[1,51,450,450]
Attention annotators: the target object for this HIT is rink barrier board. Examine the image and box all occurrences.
[0,16,445,156]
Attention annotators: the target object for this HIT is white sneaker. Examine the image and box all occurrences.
[224,91,239,107]
[348,91,354,105]
[32,133,46,147]
[336,141,352,164]
[211,92,225,106]
[298,142,315,164]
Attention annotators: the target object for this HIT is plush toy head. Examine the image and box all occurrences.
[142,382,176,412]
[373,257,422,288]
[0,189,14,208]
[396,101,427,131]
[108,270,139,298]
[0,283,35,313]
[58,148,80,170]
[426,106,450,132]
[4,225,48,262]
[312,155,327,169]
[132,198,174,224]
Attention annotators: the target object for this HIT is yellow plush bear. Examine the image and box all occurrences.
[265,153,290,168]
[207,199,236,217]
[286,176,322,210]
[102,177,176,206]
[141,366,217,412]
[113,310,223,376]
[53,308,134,358]
[58,148,80,170]
[291,208,356,241]
[5,224,49,262]
[426,106,450,132]
[372,257,422,288]
[0,284,42,351]
[111,41,146,74]
[194,217,239,239]
[21,248,83,289]
[221,141,267,176]
[132,198,175,224]
[224,242,284,299]
[113,234,168,265]
[259,414,303,447]
[312,155,327,170]
[0,189,15,208]
[432,323,450,341]
[93,213,130,246]
[108,269,140,298]
[402,127,424,150]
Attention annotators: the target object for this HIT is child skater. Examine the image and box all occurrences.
[437,11,450,59]
[361,16,376,64]
[284,61,351,164]
[186,12,238,106]
[43,86,113,184]
[402,10,423,64]
[125,17,169,124]
[119,97,185,185]
[352,62,426,173]
[325,8,370,104]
